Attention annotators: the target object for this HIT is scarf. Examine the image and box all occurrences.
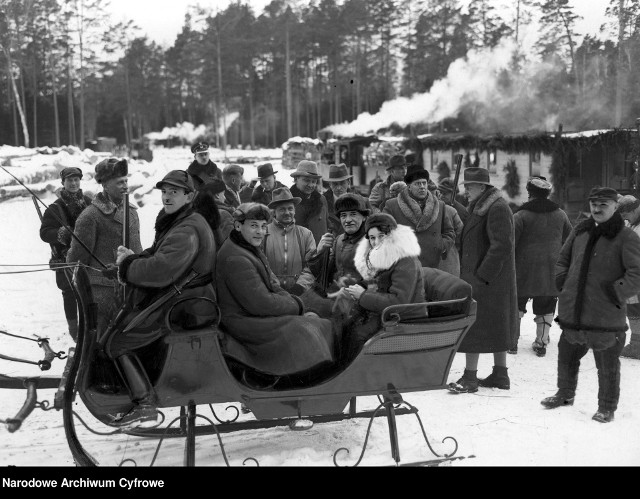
[342,222,366,244]
[58,189,88,221]
[397,188,439,232]
[290,184,323,223]
[572,212,624,326]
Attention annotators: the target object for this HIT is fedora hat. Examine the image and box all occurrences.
[290,160,322,179]
[268,187,302,209]
[326,163,353,182]
[461,167,492,186]
[257,162,278,179]
[386,154,407,171]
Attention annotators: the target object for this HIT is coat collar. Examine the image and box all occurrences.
[397,188,439,231]
[516,197,559,213]
[354,224,421,280]
[575,212,624,239]
[469,186,502,216]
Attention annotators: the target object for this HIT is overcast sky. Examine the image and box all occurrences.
[107,0,611,48]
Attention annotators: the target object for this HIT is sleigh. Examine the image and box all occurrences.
[7,265,476,467]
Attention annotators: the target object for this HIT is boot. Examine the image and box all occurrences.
[592,409,615,423]
[113,354,159,428]
[509,311,525,354]
[478,366,510,389]
[621,319,640,359]
[67,318,78,342]
[447,369,478,393]
[533,313,553,357]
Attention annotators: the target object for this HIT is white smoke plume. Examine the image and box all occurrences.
[326,38,605,137]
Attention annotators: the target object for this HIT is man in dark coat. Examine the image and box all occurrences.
[369,154,407,212]
[289,160,328,244]
[39,167,92,341]
[216,202,335,381]
[541,187,640,423]
[222,164,244,208]
[251,162,284,205]
[448,167,517,394]
[186,141,222,190]
[383,166,456,269]
[308,192,370,296]
[512,176,572,356]
[110,170,217,428]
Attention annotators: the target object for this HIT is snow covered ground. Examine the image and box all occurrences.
[1,146,639,467]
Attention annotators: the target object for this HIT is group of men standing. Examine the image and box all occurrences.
[39,141,640,427]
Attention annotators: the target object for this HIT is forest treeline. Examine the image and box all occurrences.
[0,0,638,150]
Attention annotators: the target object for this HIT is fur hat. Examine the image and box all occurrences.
[94,158,128,184]
[617,194,640,214]
[365,212,397,234]
[232,202,272,223]
[334,192,370,216]
[404,165,430,185]
[526,176,552,198]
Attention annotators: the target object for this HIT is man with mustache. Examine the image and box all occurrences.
[66,158,142,335]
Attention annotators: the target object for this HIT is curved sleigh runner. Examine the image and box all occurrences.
[59,265,476,466]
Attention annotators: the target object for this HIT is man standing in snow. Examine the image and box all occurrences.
[39,167,92,341]
[369,154,408,212]
[541,186,640,423]
[511,176,572,356]
[67,158,143,336]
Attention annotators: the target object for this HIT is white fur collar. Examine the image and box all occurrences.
[471,187,503,216]
[354,224,421,280]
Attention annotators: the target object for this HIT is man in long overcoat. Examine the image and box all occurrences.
[67,158,143,335]
[512,176,572,356]
[448,167,517,394]
[541,187,640,423]
[216,202,335,380]
[289,160,328,244]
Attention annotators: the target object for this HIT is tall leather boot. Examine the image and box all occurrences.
[509,311,525,354]
[114,353,159,428]
[621,318,640,359]
[66,318,78,342]
[533,313,554,357]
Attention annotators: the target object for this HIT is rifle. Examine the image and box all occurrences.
[0,165,107,268]
[449,154,464,206]
[119,193,130,304]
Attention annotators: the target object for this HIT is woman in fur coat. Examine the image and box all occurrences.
[341,213,425,361]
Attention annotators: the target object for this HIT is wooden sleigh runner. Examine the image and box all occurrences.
[12,265,477,467]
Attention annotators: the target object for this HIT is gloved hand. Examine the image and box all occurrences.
[101,264,118,280]
[57,226,72,246]
[116,245,134,265]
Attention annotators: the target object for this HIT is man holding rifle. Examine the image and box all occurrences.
[39,167,92,341]
[67,158,142,336]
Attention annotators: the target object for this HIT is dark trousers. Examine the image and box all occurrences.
[557,329,626,412]
[517,295,557,315]
[56,269,78,321]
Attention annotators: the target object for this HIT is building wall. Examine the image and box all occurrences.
[423,148,553,207]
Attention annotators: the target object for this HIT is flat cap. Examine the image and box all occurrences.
[60,167,83,180]
[588,186,619,202]
[155,169,195,192]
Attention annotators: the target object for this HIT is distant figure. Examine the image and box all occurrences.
[541,187,640,423]
[193,178,232,247]
[187,141,222,190]
[322,163,372,234]
[369,155,407,212]
[617,194,640,359]
[251,162,284,206]
[221,164,245,208]
[39,167,92,341]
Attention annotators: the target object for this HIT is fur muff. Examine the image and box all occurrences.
[354,224,421,281]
